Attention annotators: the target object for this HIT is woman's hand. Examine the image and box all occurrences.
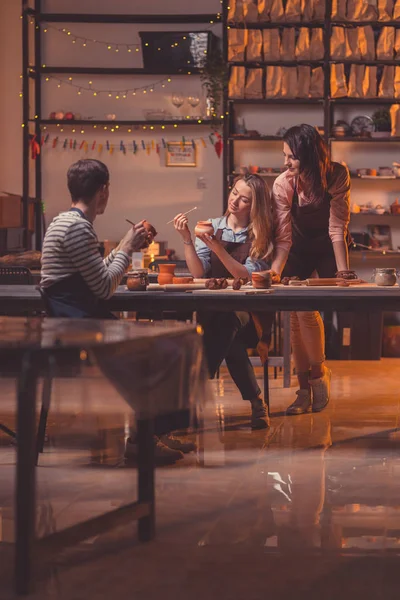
[197,233,223,255]
[173,213,192,243]
[258,269,281,284]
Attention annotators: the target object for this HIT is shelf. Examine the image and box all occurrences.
[331,98,400,104]
[39,119,212,126]
[37,13,220,24]
[229,135,282,141]
[228,98,323,104]
[330,137,400,142]
[330,59,400,65]
[232,171,280,177]
[229,61,324,67]
[351,212,400,217]
[39,67,201,75]
[331,20,400,27]
[228,21,324,29]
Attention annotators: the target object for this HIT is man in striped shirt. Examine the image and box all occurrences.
[40,159,148,318]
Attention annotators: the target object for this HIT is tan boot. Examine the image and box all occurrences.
[250,397,270,429]
[286,389,312,415]
[309,366,331,412]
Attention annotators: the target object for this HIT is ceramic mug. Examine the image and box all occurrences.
[158,264,175,285]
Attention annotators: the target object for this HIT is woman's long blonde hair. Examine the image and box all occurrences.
[225,174,274,260]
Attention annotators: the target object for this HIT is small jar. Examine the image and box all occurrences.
[126,269,148,291]
[252,272,272,289]
[373,268,397,287]
[194,221,214,238]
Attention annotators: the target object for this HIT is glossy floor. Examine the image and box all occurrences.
[1,360,400,599]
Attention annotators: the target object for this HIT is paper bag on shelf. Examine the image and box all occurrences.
[247,30,263,61]
[263,29,281,60]
[301,0,313,20]
[285,0,301,21]
[245,68,264,98]
[243,0,259,22]
[331,0,347,19]
[228,66,246,98]
[360,1,379,20]
[228,29,248,62]
[331,26,347,58]
[390,103,400,134]
[228,0,244,21]
[345,28,361,59]
[378,65,395,97]
[331,63,348,97]
[269,0,285,20]
[395,29,400,58]
[358,26,376,59]
[378,0,394,20]
[362,65,378,96]
[281,67,298,97]
[297,66,311,97]
[280,28,296,60]
[313,0,326,19]
[258,0,272,21]
[376,27,395,59]
[394,0,400,18]
[347,0,366,19]
[310,66,324,97]
[310,28,325,59]
[348,64,365,97]
[266,66,283,97]
[395,67,400,97]
[295,28,311,59]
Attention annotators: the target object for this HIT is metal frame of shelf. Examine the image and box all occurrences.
[22,3,221,250]
[223,1,400,199]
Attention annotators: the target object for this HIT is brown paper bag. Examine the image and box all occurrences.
[331,27,347,58]
[263,29,281,60]
[390,104,400,134]
[332,0,347,19]
[310,66,324,97]
[310,28,324,59]
[280,28,296,60]
[348,64,365,97]
[258,0,272,21]
[285,0,302,21]
[228,66,246,98]
[394,0,400,19]
[228,0,244,21]
[270,0,285,20]
[395,29,400,58]
[247,30,263,60]
[395,66,400,97]
[243,0,259,22]
[377,27,395,59]
[362,65,378,96]
[297,66,311,97]
[361,1,379,20]
[313,0,326,19]
[281,67,298,97]
[331,63,348,97]
[245,68,264,98]
[378,0,394,20]
[358,26,375,59]
[228,29,248,62]
[378,65,395,97]
[266,66,283,97]
[345,28,361,59]
[296,28,311,59]
[347,0,366,19]
[301,0,313,20]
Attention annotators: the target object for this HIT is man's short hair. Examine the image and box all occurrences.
[67,159,109,203]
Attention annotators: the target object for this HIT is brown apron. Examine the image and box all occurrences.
[208,228,273,364]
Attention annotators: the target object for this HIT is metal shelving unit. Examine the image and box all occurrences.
[21,3,221,249]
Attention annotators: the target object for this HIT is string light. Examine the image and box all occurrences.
[44,75,172,96]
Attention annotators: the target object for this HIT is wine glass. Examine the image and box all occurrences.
[187,94,200,118]
[171,93,185,119]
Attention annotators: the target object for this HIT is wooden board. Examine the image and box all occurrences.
[275,283,399,291]
[192,288,273,295]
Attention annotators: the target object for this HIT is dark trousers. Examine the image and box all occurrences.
[199,311,261,401]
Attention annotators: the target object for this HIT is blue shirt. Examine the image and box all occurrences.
[195,216,270,277]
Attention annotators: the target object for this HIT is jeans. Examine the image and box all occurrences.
[198,311,261,401]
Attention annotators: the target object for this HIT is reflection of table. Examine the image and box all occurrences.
[0,317,203,595]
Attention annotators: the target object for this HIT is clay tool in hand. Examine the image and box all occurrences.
[166,206,197,225]
[125,219,135,226]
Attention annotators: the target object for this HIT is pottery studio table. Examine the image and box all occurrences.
[0,317,205,595]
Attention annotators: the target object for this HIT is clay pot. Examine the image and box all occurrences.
[126,270,148,291]
[157,263,175,285]
[252,271,272,289]
[143,220,157,239]
[249,165,259,174]
[172,276,193,285]
[194,221,214,238]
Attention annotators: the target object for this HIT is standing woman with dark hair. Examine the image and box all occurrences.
[269,124,353,414]
[173,174,274,429]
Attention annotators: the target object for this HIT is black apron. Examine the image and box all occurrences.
[42,208,116,319]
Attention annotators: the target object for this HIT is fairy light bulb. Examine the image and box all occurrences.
[107,45,112,50]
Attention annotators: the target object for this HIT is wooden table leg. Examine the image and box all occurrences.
[137,418,155,542]
[283,312,291,389]
[16,351,38,595]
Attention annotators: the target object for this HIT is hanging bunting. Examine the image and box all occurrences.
[213,132,223,159]
[30,135,40,159]
[98,143,103,154]
[91,141,96,151]
[73,139,77,150]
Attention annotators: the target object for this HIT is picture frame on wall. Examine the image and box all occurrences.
[367,224,392,251]
[166,142,197,167]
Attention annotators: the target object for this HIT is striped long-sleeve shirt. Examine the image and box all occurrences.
[40,210,130,300]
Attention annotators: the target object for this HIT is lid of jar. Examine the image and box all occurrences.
[375,268,396,274]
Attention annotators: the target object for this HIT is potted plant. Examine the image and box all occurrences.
[371,109,391,138]
[200,47,228,131]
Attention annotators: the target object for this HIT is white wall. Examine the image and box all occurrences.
[0,0,223,253]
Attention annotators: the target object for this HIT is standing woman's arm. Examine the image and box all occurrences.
[329,165,351,272]
[270,177,293,277]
